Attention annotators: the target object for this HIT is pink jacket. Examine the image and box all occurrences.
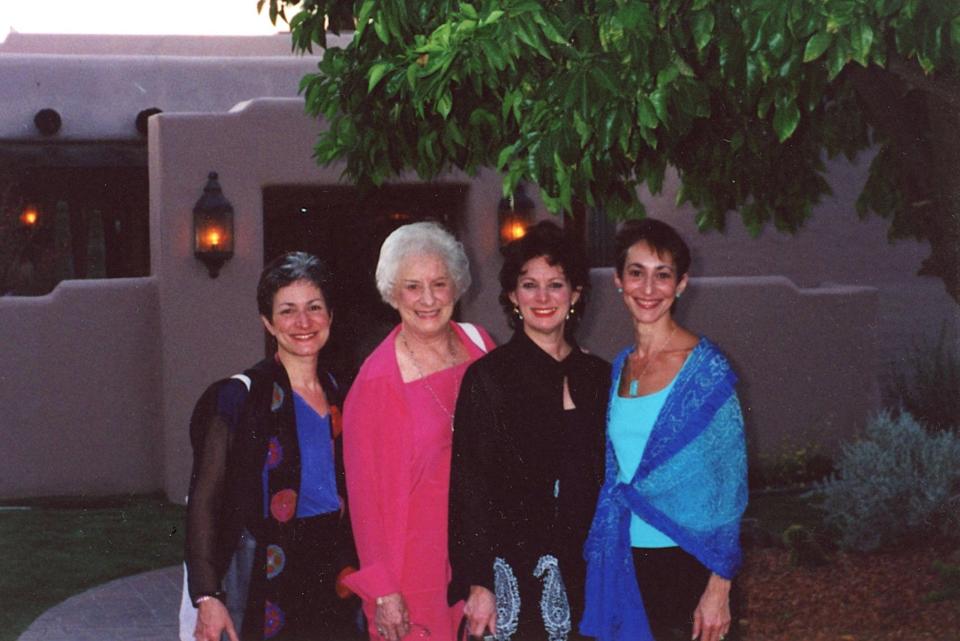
[342,322,495,603]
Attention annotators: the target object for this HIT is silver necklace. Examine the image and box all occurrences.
[626,324,678,397]
[400,330,459,430]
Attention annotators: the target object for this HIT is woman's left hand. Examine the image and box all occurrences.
[374,592,409,641]
[692,574,731,641]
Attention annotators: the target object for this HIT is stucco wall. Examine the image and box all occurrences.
[0,278,161,498]
[0,54,320,140]
[152,98,887,502]
[149,97,517,502]
[577,274,880,462]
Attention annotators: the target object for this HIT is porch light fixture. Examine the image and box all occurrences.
[193,171,234,278]
[19,204,39,227]
[498,183,535,247]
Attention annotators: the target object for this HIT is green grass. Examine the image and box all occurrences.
[0,493,185,641]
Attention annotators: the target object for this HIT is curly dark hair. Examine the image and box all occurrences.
[498,220,590,337]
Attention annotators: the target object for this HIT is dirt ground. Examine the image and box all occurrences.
[739,544,960,641]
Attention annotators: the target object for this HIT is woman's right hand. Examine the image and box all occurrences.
[375,592,409,641]
[194,597,239,641]
[463,585,497,639]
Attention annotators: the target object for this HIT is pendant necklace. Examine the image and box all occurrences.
[401,330,458,430]
[627,324,678,397]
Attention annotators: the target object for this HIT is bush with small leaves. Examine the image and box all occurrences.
[812,410,960,552]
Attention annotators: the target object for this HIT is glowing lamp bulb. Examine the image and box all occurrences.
[207,230,221,248]
[20,207,38,226]
[508,222,526,241]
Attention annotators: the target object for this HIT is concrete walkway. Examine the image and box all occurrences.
[18,565,181,641]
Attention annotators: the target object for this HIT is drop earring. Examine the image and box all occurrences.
[617,287,623,294]
[514,305,523,320]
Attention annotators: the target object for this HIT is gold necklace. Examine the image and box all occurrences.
[626,324,678,397]
[400,330,459,430]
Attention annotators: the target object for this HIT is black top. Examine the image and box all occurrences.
[185,357,354,609]
[449,330,611,618]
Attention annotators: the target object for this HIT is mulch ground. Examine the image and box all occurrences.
[738,544,960,641]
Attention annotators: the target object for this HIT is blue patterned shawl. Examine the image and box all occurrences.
[580,338,748,641]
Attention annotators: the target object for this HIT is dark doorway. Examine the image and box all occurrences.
[263,183,468,385]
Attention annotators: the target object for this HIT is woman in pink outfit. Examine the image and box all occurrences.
[343,221,494,641]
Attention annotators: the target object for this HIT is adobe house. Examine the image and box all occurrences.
[1,32,953,502]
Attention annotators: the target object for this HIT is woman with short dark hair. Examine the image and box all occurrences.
[185,251,354,641]
[450,220,610,641]
[581,218,747,641]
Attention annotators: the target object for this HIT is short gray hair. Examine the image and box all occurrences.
[375,221,472,306]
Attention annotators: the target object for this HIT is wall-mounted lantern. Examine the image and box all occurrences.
[497,183,535,247]
[193,172,234,278]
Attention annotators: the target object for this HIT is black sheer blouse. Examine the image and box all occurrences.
[449,330,611,619]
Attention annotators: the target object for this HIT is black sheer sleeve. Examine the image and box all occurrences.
[449,363,501,599]
[185,382,236,604]
[332,431,359,573]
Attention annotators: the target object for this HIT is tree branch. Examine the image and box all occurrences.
[885,54,960,111]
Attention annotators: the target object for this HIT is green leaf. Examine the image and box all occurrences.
[533,11,568,45]
[637,93,659,128]
[437,90,453,119]
[590,65,619,94]
[616,3,645,29]
[773,100,800,141]
[355,0,375,41]
[691,9,715,51]
[479,37,507,70]
[650,88,670,124]
[481,9,504,27]
[803,33,833,62]
[460,2,479,20]
[496,141,520,170]
[367,62,391,93]
[851,22,874,66]
[374,16,391,44]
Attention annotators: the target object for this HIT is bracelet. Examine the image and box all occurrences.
[194,592,225,607]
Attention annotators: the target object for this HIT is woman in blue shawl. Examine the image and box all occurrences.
[581,219,747,641]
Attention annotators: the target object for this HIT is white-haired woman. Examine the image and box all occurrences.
[342,221,495,641]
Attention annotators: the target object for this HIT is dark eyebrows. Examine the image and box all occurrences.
[626,261,675,272]
[276,297,324,308]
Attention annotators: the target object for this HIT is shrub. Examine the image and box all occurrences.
[886,324,960,433]
[813,410,960,552]
[749,445,834,490]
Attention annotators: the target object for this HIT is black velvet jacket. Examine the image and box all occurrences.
[448,330,611,615]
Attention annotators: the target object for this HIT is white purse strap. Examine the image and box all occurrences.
[458,322,487,353]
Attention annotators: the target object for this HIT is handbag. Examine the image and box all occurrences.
[456,616,496,641]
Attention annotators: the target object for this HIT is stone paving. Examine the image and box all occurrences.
[16,565,367,641]
[17,565,182,641]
